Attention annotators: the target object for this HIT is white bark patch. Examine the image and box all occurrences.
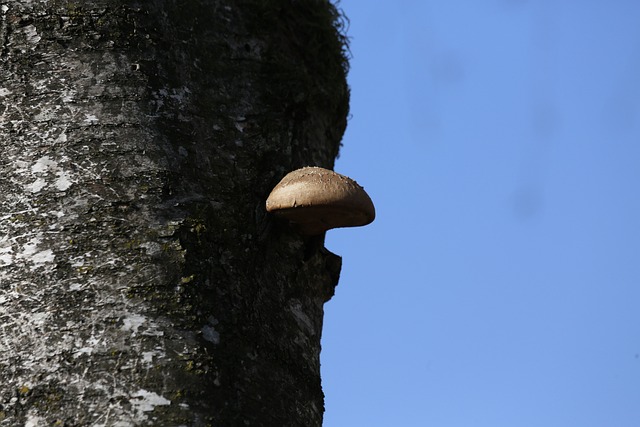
[73,346,94,358]
[202,316,220,344]
[22,24,41,46]
[202,325,220,344]
[140,241,162,256]
[121,314,164,337]
[61,88,77,103]
[289,300,315,336]
[55,170,73,191]
[0,237,14,266]
[55,130,68,143]
[141,350,163,366]
[15,235,55,270]
[25,412,46,427]
[26,178,47,193]
[25,155,76,193]
[84,113,99,124]
[31,155,57,173]
[130,389,171,419]
[29,249,54,267]
[122,314,147,336]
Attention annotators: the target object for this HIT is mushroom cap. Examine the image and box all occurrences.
[266,166,376,235]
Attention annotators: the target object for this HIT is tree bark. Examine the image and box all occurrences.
[0,1,348,425]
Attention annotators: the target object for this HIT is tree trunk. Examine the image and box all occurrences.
[0,1,348,425]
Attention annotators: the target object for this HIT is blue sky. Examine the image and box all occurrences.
[321,1,640,426]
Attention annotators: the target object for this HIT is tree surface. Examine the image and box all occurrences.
[0,1,349,425]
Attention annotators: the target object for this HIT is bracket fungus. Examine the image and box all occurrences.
[265,166,375,235]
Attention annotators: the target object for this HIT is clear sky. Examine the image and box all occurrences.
[320,1,640,426]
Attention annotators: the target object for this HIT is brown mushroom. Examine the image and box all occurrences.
[265,166,375,235]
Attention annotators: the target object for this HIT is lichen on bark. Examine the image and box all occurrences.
[0,0,349,425]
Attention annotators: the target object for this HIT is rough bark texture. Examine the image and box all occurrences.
[0,1,348,425]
